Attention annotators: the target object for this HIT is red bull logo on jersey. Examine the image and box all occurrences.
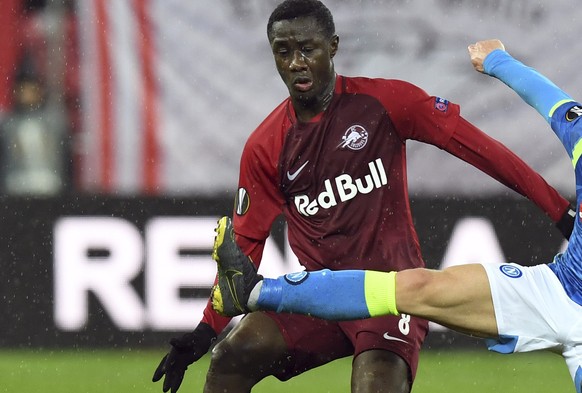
[294,158,387,216]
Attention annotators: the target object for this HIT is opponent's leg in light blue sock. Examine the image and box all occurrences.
[252,269,398,321]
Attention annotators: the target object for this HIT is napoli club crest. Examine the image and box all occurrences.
[499,264,522,278]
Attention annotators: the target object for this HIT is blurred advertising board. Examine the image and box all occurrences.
[0,195,565,348]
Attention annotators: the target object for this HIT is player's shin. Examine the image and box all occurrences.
[251,269,399,321]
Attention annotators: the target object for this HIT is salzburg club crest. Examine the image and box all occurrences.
[339,125,368,150]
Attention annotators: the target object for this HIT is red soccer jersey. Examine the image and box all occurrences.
[203,74,569,330]
[235,75,456,272]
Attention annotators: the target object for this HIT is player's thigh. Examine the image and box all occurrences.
[264,311,354,380]
[210,312,289,372]
[342,315,428,381]
[352,349,411,393]
[397,264,497,336]
[347,314,428,393]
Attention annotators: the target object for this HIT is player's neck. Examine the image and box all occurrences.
[292,76,336,123]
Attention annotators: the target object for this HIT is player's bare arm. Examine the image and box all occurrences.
[468,39,505,73]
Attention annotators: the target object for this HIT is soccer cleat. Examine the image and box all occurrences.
[211,216,262,317]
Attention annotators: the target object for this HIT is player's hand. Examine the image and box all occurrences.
[556,205,576,240]
[152,322,217,393]
[468,39,505,73]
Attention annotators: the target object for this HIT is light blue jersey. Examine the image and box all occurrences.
[484,50,582,306]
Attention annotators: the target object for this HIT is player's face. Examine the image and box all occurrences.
[269,16,338,109]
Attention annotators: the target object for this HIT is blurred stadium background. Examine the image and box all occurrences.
[0,0,579,391]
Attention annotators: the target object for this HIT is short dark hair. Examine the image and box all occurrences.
[267,0,335,41]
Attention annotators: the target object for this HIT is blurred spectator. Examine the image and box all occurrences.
[0,0,79,194]
[0,58,70,195]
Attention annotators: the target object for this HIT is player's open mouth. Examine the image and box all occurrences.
[293,77,313,92]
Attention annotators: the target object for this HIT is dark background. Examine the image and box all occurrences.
[0,195,565,349]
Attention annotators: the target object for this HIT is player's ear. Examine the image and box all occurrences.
[330,35,339,58]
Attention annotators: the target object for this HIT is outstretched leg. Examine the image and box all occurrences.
[210,216,498,338]
[252,265,497,337]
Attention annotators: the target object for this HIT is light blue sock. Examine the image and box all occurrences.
[256,269,371,320]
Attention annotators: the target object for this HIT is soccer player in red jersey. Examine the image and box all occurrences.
[153,2,574,393]
[211,39,582,393]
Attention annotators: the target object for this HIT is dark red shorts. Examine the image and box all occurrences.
[264,310,428,381]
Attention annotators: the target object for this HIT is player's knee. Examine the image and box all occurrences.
[398,268,442,307]
[205,335,269,389]
[400,268,433,293]
[208,337,241,373]
[209,328,280,372]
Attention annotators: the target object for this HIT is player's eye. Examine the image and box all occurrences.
[275,49,289,57]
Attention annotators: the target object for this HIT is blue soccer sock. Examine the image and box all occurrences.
[255,269,398,320]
